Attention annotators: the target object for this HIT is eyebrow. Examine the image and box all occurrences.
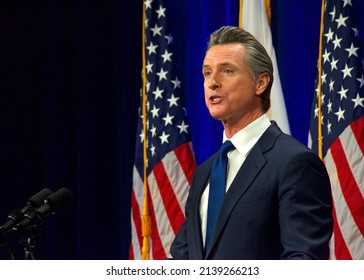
[202,62,235,70]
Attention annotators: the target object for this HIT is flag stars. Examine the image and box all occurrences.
[327,121,332,134]
[345,43,359,58]
[327,99,333,113]
[171,76,181,89]
[150,105,160,118]
[341,63,353,79]
[153,86,164,100]
[333,35,342,49]
[164,33,173,44]
[334,106,345,121]
[324,28,334,43]
[167,94,179,107]
[146,61,153,74]
[322,49,331,63]
[357,74,364,87]
[161,49,173,63]
[352,27,359,38]
[329,6,336,21]
[159,131,170,144]
[351,93,364,108]
[144,0,153,10]
[139,131,145,143]
[150,125,157,137]
[335,13,348,29]
[147,41,158,55]
[155,5,166,19]
[177,121,189,134]
[314,104,319,118]
[343,0,353,7]
[321,71,327,84]
[156,68,168,81]
[162,113,174,126]
[337,85,348,100]
[330,57,339,70]
[329,79,335,92]
[150,144,156,156]
[150,23,163,37]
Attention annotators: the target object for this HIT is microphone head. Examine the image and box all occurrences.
[44,187,73,213]
[28,188,53,207]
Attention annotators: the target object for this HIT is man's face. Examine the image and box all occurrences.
[202,43,263,127]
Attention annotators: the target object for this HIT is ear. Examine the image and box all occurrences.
[255,72,270,96]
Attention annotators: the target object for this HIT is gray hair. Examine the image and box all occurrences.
[207,26,273,112]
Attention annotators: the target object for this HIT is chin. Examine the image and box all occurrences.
[209,112,224,121]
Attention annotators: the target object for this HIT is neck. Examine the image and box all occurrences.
[222,111,265,139]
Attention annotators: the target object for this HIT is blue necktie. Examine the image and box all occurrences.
[205,140,235,250]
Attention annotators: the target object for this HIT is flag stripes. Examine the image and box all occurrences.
[131,148,194,259]
[309,0,364,259]
[324,118,364,259]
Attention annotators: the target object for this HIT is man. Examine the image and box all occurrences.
[170,26,333,259]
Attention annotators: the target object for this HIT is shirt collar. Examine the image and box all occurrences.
[223,114,271,157]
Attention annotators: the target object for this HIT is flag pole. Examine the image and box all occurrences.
[316,0,325,159]
[239,0,243,28]
[264,0,271,25]
[141,0,151,260]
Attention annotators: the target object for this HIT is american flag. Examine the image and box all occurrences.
[309,0,364,259]
[129,0,196,260]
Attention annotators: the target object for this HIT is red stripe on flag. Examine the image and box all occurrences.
[350,116,364,155]
[330,138,364,237]
[146,186,167,260]
[332,205,353,260]
[174,143,196,185]
[129,244,134,260]
[153,161,186,234]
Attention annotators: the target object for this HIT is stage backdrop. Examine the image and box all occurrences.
[0,0,363,259]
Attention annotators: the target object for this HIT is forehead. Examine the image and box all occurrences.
[203,43,246,66]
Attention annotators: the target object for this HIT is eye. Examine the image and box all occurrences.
[203,70,212,78]
[223,68,233,74]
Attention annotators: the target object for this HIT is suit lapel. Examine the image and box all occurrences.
[205,122,282,258]
[188,156,214,259]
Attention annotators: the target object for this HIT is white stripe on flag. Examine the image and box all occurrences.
[241,0,290,134]
[339,126,364,199]
[148,169,175,258]
[162,150,190,215]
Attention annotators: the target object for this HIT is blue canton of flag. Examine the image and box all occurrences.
[130,0,196,260]
[134,0,192,174]
[309,0,364,260]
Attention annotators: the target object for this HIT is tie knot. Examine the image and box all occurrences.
[219,140,235,155]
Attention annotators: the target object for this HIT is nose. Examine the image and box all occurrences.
[208,77,220,90]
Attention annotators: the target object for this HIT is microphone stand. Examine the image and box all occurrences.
[0,235,15,260]
[15,210,45,260]
[17,223,45,260]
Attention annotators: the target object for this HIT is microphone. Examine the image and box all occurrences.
[0,188,53,235]
[15,187,73,231]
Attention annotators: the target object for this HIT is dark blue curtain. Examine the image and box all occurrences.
[1,0,363,259]
[0,0,142,259]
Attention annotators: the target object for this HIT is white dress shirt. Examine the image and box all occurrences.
[200,114,271,246]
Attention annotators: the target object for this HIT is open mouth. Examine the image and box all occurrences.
[209,96,222,102]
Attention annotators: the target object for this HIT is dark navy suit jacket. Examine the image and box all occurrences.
[170,122,333,259]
